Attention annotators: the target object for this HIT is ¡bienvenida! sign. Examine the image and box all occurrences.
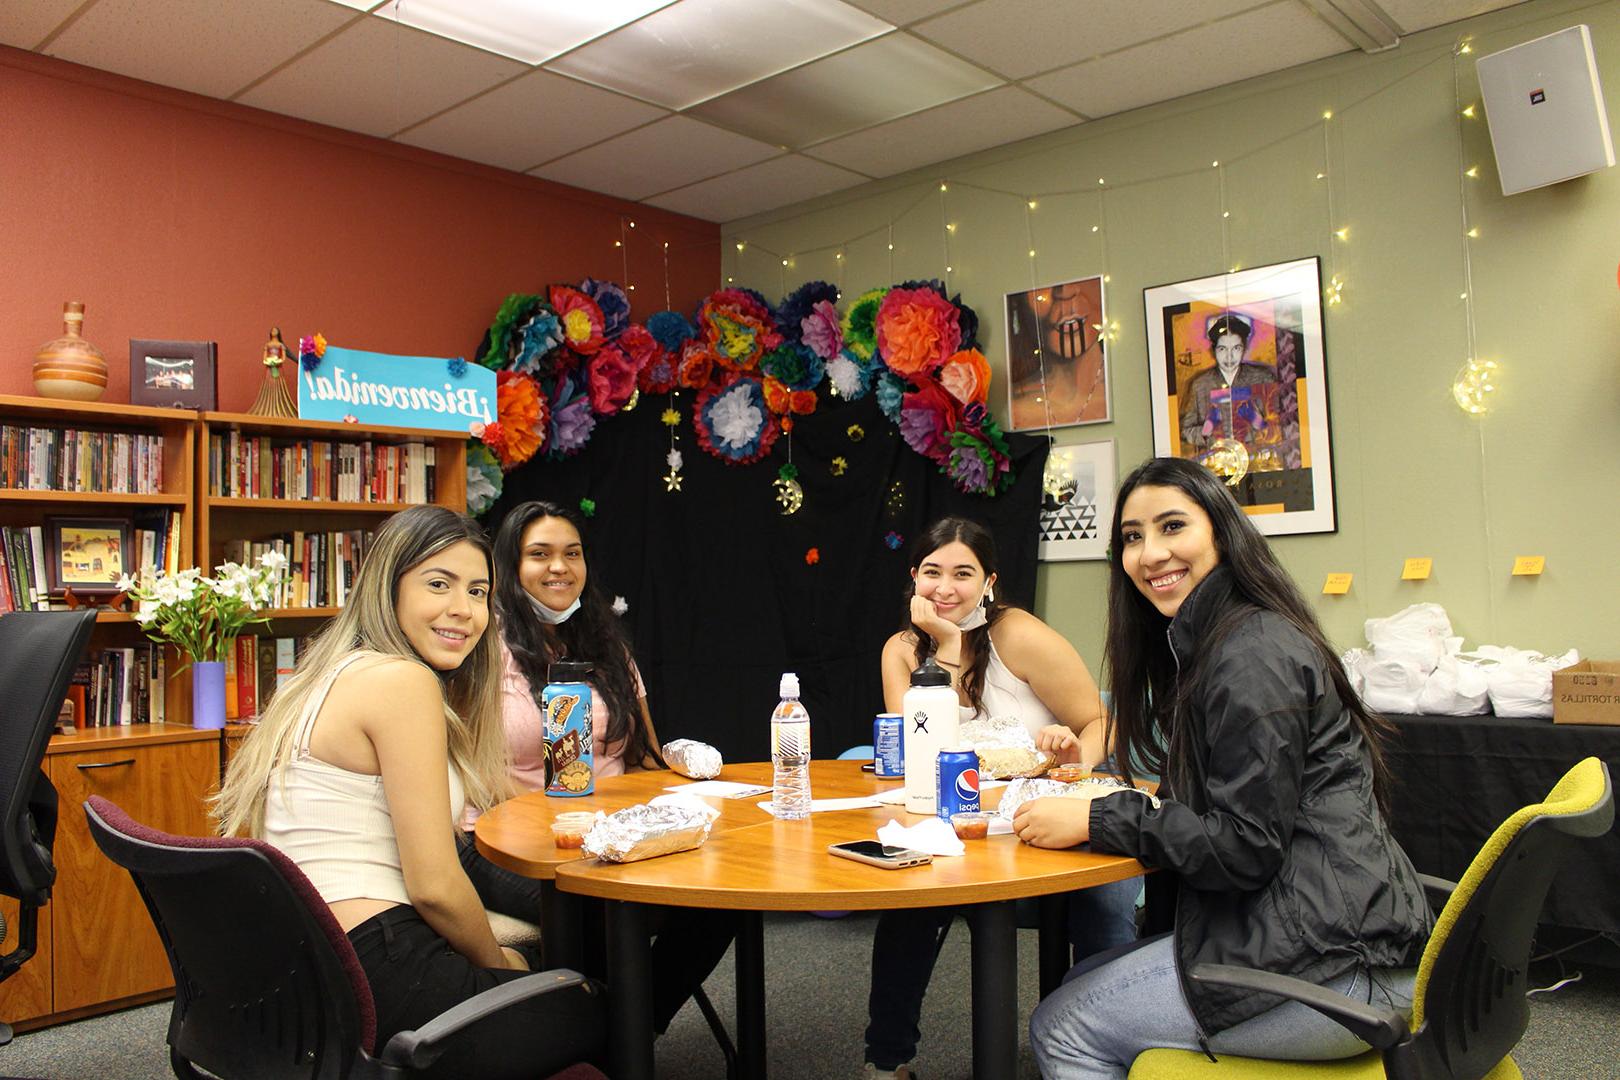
[299,346,495,434]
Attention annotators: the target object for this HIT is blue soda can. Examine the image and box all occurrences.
[935,747,980,819]
[874,713,904,777]
[543,660,595,797]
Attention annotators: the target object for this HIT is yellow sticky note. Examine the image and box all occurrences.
[1401,558,1432,581]
[1512,556,1545,576]
[1323,572,1353,595]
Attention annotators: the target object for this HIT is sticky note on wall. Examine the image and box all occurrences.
[1323,573,1353,595]
[1401,558,1432,580]
[1512,556,1545,576]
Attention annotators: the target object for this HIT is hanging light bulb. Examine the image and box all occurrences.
[1452,358,1501,415]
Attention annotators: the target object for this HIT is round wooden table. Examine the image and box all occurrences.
[475,759,1146,1080]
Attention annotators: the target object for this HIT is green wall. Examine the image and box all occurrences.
[723,0,1620,675]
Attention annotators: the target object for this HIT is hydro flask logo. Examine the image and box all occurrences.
[911,711,929,735]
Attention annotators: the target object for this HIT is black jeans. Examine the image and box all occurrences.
[347,905,604,1079]
[458,832,737,1033]
[864,877,1142,1069]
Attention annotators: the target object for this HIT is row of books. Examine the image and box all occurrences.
[222,528,374,610]
[208,434,438,504]
[0,511,183,614]
[0,424,168,494]
[224,634,308,720]
[63,644,167,729]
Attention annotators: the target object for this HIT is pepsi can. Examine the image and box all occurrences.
[935,747,980,820]
[874,713,904,777]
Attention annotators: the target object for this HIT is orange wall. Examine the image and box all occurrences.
[0,47,720,411]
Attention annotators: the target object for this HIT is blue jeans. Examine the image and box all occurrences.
[864,877,1140,1069]
[1030,933,1417,1079]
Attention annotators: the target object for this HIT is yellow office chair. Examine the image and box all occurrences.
[1129,756,1613,1080]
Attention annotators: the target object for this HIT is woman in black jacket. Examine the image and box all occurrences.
[1019,457,1431,1078]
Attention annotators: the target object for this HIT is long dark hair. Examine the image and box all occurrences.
[492,501,660,770]
[902,517,1009,714]
[1104,457,1395,816]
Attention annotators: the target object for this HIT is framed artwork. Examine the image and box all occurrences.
[1143,257,1336,536]
[1004,275,1110,431]
[46,516,133,596]
[129,339,217,410]
[1039,439,1115,561]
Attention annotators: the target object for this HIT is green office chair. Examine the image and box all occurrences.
[1129,756,1613,1080]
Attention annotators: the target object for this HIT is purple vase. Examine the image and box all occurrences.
[192,660,226,730]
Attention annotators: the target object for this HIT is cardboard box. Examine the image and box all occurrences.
[1553,660,1620,725]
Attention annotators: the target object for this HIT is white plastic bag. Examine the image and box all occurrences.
[1340,648,1368,698]
[1363,604,1455,676]
[1468,646,1580,718]
[1414,655,1490,716]
[1359,654,1429,714]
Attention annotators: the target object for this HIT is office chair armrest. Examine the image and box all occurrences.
[380,968,595,1070]
[1188,964,1410,1049]
[1418,872,1458,912]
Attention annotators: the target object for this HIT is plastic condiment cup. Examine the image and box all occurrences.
[551,811,596,851]
[1048,764,1093,784]
[951,811,990,840]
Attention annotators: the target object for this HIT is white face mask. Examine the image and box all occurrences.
[955,582,992,632]
[528,590,580,625]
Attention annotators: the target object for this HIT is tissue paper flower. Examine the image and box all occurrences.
[465,444,503,516]
[830,456,848,476]
[804,547,820,566]
[447,357,468,379]
[884,531,904,550]
[761,343,824,393]
[939,348,990,406]
[493,371,547,467]
[764,378,818,417]
[875,371,907,425]
[648,310,697,353]
[479,292,541,369]
[579,278,630,340]
[842,287,888,360]
[510,304,565,375]
[677,340,715,389]
[694,375,778,465]
[661,407,681,427]
[899,378,961,463]
[578,497,596,518]
[611,595,629,615]
[587,343,639,415]
[877,286,961,377]
[550,285,605,355]
[801,300,844,360]
[945,415,1014,496]
[547,374,596,459]
[776,281,839,346]
[666,449,683,470]
[826,348,875,400]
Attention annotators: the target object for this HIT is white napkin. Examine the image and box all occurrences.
[760,796,882,816]
[876,816,964,857]
[647,792,721,822]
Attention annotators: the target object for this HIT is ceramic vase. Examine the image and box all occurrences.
[33,301,108,401]
[192,660,226,730]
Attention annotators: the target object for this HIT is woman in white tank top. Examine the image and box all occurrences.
[213,505,601,1079]
[862,517,1139,1080]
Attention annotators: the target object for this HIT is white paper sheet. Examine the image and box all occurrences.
[759,796,883,815]
[666,780,772,799]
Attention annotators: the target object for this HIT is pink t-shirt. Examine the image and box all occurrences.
[497,637,644,795]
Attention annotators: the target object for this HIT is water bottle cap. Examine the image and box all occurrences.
[779,672,800,698]
[548,660,593,682]
[910,657,951,687]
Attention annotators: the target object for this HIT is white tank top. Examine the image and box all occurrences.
[958,635,1058,740]
[263,652,466,907]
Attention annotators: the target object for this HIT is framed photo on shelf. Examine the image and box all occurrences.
[1004,274,1110,431]
[129,339,217,410]
[46,515,133,596]
[1039,439,1115,561]
[1143,256,1336,537]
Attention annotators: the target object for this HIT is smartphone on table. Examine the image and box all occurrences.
[828,840,933,869]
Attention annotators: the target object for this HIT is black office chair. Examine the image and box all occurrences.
[0,609,98,1046]
[85,796,609,1079]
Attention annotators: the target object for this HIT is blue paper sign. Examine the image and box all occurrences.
[299,346,495,434]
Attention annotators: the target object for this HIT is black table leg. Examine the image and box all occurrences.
[965,899,1018,1079]
[539,879,583,971]
[1037,892,1069,999]
[735,910,767,1079]
[605,899,655,1080]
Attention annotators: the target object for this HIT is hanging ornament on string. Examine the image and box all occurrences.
[773,462,804,515]
[1452,358,1500,415]
[661,395,684,491]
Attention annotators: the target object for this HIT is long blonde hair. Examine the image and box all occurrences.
[213,505,511,837]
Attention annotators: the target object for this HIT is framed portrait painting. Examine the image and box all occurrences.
[1039,439,1115,561]
[1143,257,1336,536]
[45,516,133,596]
[1004,275,1110,431]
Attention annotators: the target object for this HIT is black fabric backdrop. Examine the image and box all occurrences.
[487,390,1051,764]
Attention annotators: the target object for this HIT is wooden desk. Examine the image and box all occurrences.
[476,761,1145,1080]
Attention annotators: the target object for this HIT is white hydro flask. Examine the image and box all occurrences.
[902,657,959,815]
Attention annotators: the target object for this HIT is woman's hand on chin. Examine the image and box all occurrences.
[909,593,961,644]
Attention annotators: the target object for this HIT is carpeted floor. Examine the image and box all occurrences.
[5,913,1617,1079]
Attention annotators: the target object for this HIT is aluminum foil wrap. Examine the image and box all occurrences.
[581,801,715,863]
[996,774,1149,821]
[959,715,1053,779]
[663,738,723,779]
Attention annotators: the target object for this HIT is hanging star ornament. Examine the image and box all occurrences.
[773,462,804,515]
[664,470,683,492]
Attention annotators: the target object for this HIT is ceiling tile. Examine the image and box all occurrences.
[686,33,1002,149]
[369,0,668,65]
[804,85,1076,176]
[645,154,868,222]
[1376,0,1525,34]
[842,0,967,25]
[0,0,86,51]
[236,14,525,138]
[532,116,780,200]
[545,0,893,110]
[1025,4,1352,120]
[395,70,667,171]
[911,0,1258,80]
[40,0,353,101]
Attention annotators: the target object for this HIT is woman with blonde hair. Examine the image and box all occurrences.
[215,504,600,1078]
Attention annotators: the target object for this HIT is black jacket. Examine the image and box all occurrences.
[1090,567,1431,1035]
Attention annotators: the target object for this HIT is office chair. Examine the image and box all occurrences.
[0,609,99,1045]
[1128,756,1614,1080]
[84,796,608,1079]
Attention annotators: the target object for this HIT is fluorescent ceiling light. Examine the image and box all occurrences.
[1299,0,1399,52]
[370,0,672,65]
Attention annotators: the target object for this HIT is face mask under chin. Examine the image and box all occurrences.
[528,590,580,625]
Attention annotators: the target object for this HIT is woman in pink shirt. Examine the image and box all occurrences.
[459,499,733,1035]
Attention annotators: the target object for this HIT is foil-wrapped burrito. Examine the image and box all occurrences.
[663,738,723,779]
[581,800,715,863]
[959,715,1052,779]
[996,774,1151,821]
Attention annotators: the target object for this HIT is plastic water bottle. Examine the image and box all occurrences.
[771,672,812,820]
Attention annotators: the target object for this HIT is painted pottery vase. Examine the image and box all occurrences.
[33,301,108,401]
